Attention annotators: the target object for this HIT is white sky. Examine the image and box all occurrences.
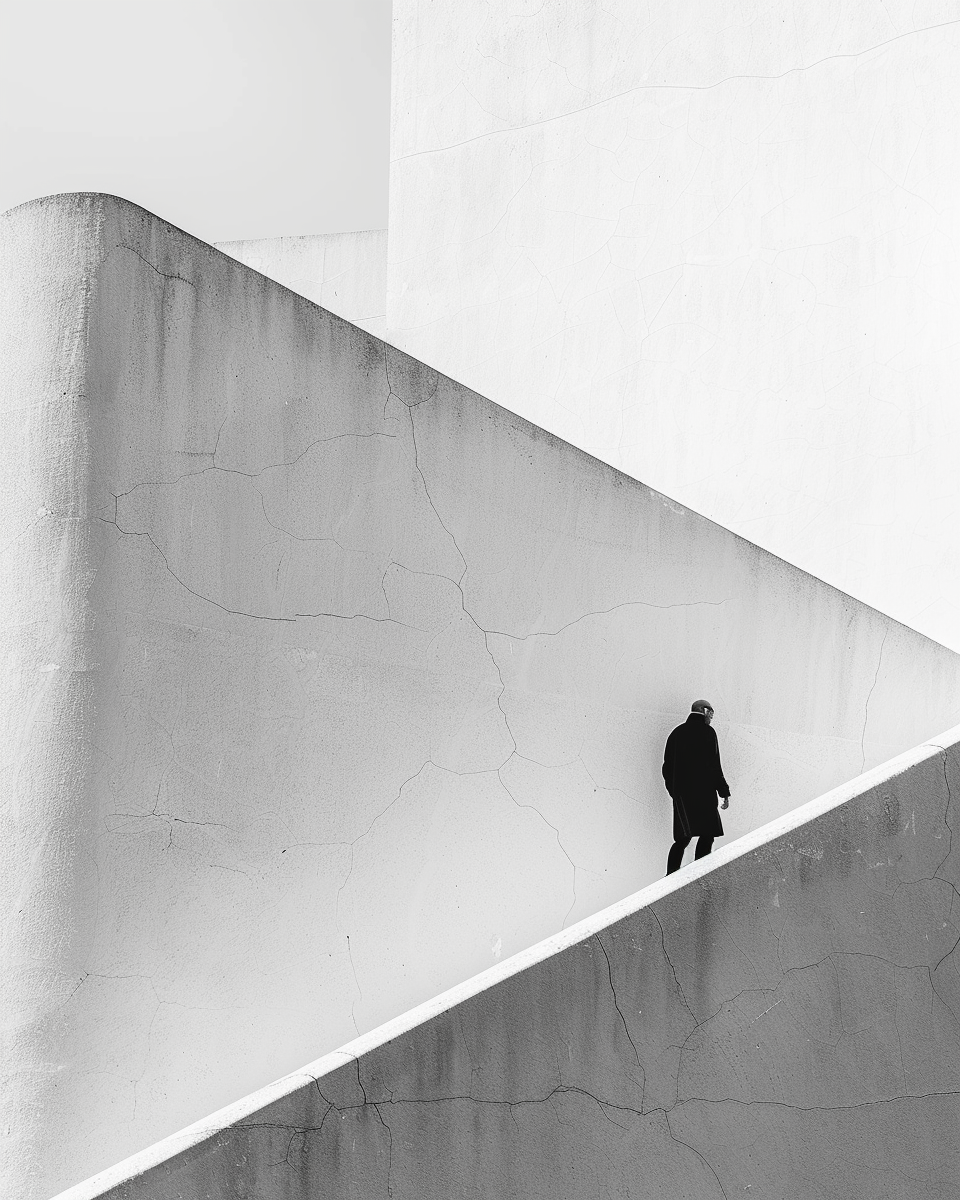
[0,0,391,243]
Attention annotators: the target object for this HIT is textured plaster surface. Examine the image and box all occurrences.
[4,193,960,1198]
[215,230,387,338]
[56,729,960,1200]
[388,0,960,651]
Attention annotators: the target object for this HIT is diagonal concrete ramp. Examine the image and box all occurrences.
[55,728,960,1199]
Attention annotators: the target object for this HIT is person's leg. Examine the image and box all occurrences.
[666,836,691,875]
[694,836,714,860]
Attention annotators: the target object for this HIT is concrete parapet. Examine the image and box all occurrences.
[3,193,960,1196]
[55,727,960,1200]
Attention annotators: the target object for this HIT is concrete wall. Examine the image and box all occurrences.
[4,193,960,1198]
[55,725,960,1200]
[387,0,960,651]
[215,229,387,337]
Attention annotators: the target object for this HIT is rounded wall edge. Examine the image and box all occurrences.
[0,193,108,1199]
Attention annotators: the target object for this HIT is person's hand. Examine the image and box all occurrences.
[721,797,730,809]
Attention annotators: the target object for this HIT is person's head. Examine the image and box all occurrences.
[691,699,714,725]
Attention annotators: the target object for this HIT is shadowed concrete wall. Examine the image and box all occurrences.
[388,0,960,651]
[55,727,960,1200]
[4,193,960,1197]
[215,229,387,338]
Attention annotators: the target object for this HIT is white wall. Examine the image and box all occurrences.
[215,230,387,337]
[387,0,960,651]
[5,193,960,1198]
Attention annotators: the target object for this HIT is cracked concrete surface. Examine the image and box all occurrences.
[5,194,960,1199]
[59,733,960,1199]
[387,0,960,652]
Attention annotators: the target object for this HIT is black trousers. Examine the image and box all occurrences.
[666,835,714,875]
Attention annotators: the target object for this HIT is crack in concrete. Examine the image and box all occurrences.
[100,514,297,622]
[383,346,440,409]
[498,766,578,927]
[375,560,522,784]
[933,748,956,883]
[62,971,166,1124]
[407,407,467,583]
[272,1127,307,1171]
[652,909,697,1025]
[131,992,167,1125]
[456,1010,481,1096]
[345,936,362,1037]
[485,596,735,642]
[239,1082,651,1128]
[335,759,434,926]
[113,430,397,502]
[106,810,231,835]
[595,933,645,1102]
[294,607,427,630]
[115,244,197,289]
[676,1088,960,1113]
[663,1108,729,1199]
[892,966,908,1094]
[232,1062,960,1196]
[210,863,253,879]
[393,19,960,169]
[101,511,428,631]
[355,1055,369,1106]
[691,943,959,1030]
[860,630,887,772]
[333,760,437,1022]
[372,1101,395,1197]
[104,757,233,853]
[481,630,519,757]
[241,1081,960,1127]
[256,492,379,562]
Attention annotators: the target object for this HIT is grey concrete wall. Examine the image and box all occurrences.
[56,726,960,1200]
[215,229,387,338]
[4,193,960,1197]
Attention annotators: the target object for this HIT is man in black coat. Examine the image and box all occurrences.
[662,699,731,875]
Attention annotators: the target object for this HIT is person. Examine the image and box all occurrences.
[662,699,730,875]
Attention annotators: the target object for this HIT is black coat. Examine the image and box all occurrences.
[662,713,730,838]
